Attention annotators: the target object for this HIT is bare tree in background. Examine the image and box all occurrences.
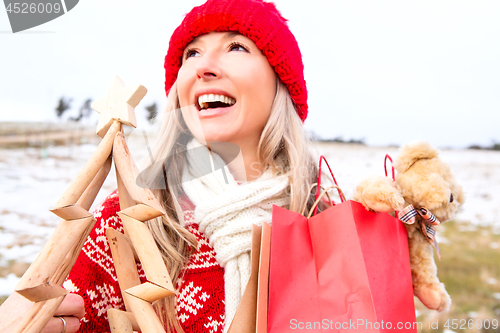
[145,102,158,124]
[70,99,93,122]
[55,97,72,119]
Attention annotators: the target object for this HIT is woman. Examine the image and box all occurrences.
[0,0,328,332]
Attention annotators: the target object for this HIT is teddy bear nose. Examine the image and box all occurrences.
[450,193,454,203]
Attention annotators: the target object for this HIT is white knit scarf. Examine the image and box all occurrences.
[181,139,289,331]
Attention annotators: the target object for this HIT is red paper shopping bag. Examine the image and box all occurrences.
[267,157,416,332]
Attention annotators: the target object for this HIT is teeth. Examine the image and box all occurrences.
[198,94,236,109]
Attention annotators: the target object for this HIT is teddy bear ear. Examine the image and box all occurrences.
[453,183,466,205]
[394,141,439,173]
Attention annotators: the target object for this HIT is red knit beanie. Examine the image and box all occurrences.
[164,0,308,122]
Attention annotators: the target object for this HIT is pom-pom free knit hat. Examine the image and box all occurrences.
[164,0,308,122]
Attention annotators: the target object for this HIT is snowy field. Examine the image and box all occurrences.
[1,133,499,296]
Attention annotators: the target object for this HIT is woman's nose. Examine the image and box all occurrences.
[195,51,221,80]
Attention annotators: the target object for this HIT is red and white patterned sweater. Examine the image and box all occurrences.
[65,191,226,332]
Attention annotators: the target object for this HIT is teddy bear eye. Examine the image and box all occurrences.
[450,193,454,203]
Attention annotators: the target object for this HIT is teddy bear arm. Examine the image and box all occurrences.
[354,176,404,213]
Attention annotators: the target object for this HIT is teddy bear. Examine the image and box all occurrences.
[353,141,464,312]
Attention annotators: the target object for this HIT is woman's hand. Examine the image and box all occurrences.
[41,293,85,333]
[0,292,85,333]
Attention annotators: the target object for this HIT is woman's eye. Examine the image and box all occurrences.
[229,43,248,52]
[184,49,200,59]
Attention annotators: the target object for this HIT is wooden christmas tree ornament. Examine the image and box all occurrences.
[11,77,175,333]
[92,76,147,138]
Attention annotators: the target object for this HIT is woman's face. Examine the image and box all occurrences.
[177,32,277,148]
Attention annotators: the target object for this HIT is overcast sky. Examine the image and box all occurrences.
[1,0,499,148]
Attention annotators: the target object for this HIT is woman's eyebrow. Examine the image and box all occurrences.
[185,32,243,52]
[223,31,242,39]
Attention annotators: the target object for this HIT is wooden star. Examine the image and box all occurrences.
[92,76,148,138]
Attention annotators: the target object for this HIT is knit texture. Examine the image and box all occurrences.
[181,138,289,331]
[164,0,308,121]
[65,191,225,332]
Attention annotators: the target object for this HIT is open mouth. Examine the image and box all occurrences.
[197,94,236,111]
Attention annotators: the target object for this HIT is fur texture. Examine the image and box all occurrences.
[354,141,465,312]
[353,176,404,213]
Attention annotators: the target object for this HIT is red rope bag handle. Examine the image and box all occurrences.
[384,154,399,218]
[384,154,395,180]
[314,155,345,216]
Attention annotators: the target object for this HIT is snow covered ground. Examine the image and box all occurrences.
[1,133,499,296]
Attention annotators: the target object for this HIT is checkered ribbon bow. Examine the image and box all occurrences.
[398,204,442,259]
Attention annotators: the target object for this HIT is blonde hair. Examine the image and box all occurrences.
[142,79,324,332]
